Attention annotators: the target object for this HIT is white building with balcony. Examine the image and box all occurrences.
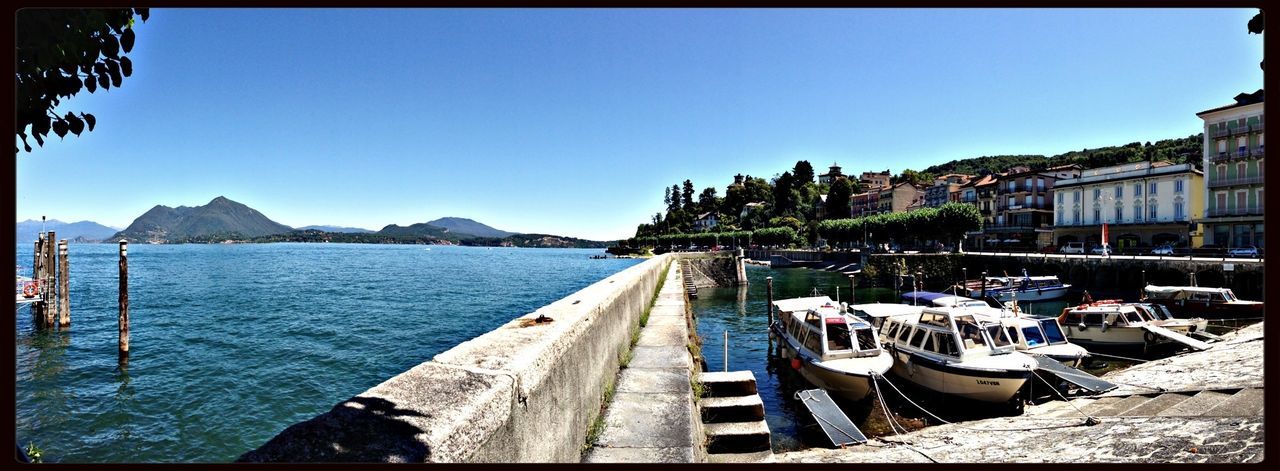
[1197,89,1263,249]
[1052,161,1204,249]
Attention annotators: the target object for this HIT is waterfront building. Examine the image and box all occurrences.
[818,162,846,185]
[1197,89,1264,249]
[973,165,1079,250]
[877,182,925,213]
[851,190,880,217]
[925,173,972,207]
[858,170,892,190]
[693,212,719,231]
[1053,161,1204,250]
[740,201,767,220]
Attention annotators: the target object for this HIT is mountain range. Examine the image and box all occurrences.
[91,196,606,246]
[15,219,120,243]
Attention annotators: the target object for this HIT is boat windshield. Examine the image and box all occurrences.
[853,327,879,351]
[1123,309,1145,324]
[825,320,854,352]
[1021,325,1047,347]
[1038,319,1068,344]
[955,315,988,350]
[1222,290,1239,302]
[985,324,1013,348]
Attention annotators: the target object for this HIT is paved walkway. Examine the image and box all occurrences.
[583,262,698,463]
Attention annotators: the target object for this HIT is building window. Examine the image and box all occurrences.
[1073,209,1080,225]
[1093,208,1100,223]
[1149,203,1157,220]
[1115,185,1122,198]
[1134,183,1141,197]
[1057,192,1063,204]
[1216,192,1228,213]
[1057,209,1064,225]
[1237,162,1247,180]
[1218,140,1227,153]
[1093,188,1101,200]
[1175,201,1184,221]
[1149,182,1157,195]
[1073,191,1079,203]
[1025,195,1032,207]
[1216,164,1227,181]
[1237,191,1248,211]
[1114,206,1123,222]
[1174,179,1183,193]
[1134,200,1143,222]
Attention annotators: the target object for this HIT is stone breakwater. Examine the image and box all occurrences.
[239,253,682,462]
[774,322,1265,463]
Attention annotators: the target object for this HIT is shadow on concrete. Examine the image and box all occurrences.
[237,396,431,463]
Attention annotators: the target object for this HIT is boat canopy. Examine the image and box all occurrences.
[773,296,836,313]
[1144,285,1235,299]
[848,303,924,319]
[901,291,989,308]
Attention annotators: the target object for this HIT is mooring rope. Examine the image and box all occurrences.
[873,373,1095,432]
[869,374,938,463]
[1087,351,1150,363]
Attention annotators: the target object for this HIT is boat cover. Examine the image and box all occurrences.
[796,389,866,446]
[772,296,836,313]
[1032,355,1117,394]
[1141,324,1212,351]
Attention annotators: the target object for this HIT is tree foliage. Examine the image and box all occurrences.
[792,160,815,186]
[824,178,854,219]
[16,8,149,153]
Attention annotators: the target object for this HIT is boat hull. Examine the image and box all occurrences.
[888,350,1030,403]
[970,286,1069,302]
[1061,324,1189,351]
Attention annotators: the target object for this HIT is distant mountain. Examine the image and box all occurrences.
[297,225,373,233]
[111,196,293,243]
[376,222,454,239]
[16,219,118,243]
[425,217,516,238]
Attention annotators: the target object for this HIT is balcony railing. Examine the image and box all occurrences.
[959,196,978,203]
[1231,125,1253,136]
[1206,206,1264,217]
[1056,216,1190,227]
[1208,176,1265,188]
[982,224,1046,233]
[997,203,1051,212]
[1253,145,1265,158]
[1210,127,1231,138]
[1209,145,1265,163]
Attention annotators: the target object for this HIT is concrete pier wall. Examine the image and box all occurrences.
[240,253,684,462]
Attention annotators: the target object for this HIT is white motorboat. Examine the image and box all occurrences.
[872,306,1038,404]
[770,296,894,401]
[901,291,1089,367]
[1057,301,1207,353]
[962,270,1070,302]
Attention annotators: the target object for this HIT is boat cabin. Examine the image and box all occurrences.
[879,308,1017,358]
[900,291,992,309]
[775,297,882,361]
[1060,304,1152,329]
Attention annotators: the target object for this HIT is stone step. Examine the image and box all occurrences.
[1027,400,1075,417]
[1200,388,1265,417]
[1047,399,1095,418]
[1078,396,1125,415]
[1115,392,1194,417]
[704,420,771,454]
[707,449,774,463]
[700,394,765,423]
[700,371,758,397]
[1156,390,1233,417]
[1092,395,1157,417]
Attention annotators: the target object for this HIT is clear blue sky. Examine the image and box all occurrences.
[15,8,1264,240]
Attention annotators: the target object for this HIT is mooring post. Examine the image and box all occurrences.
[58,240,70,328]
[33,237,44,324]
[980,271,988,300]
[118,240,129,359]
[723,330,729,372]
[962,267,968,296]
[765,276,774,325]
[849,274,856,304]
[44,231,57,328]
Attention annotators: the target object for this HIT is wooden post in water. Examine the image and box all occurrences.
[849,274,856,304]
[44,231,57,328]
[980,271,988,301]
[58,240,70,328]
[765,276,774,325]
[723,330,729,372]
[118,240,129,359]
[33,237,44,325]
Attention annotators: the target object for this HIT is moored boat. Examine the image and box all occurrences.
[1142,285,1263,320]
[770,296,894,401]
[961,270,1070,302]
[871,306,1038,404]
[1057,301,1206,353]
[901,291,1089,367]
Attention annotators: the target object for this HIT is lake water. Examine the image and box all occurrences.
[14,243,639,462]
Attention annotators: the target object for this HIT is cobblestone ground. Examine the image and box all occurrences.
[772,322,1265,463]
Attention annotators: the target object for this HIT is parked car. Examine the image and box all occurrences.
[1227,246,1260,258]
[1089,244,1112,255]
[1150,244,1174,255]
[1059,242,1085,254]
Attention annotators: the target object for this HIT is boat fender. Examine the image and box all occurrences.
[790,358,802,370]
[1078,322,1087,331]
[21,281,36,298]
[1144,331,1159,344]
